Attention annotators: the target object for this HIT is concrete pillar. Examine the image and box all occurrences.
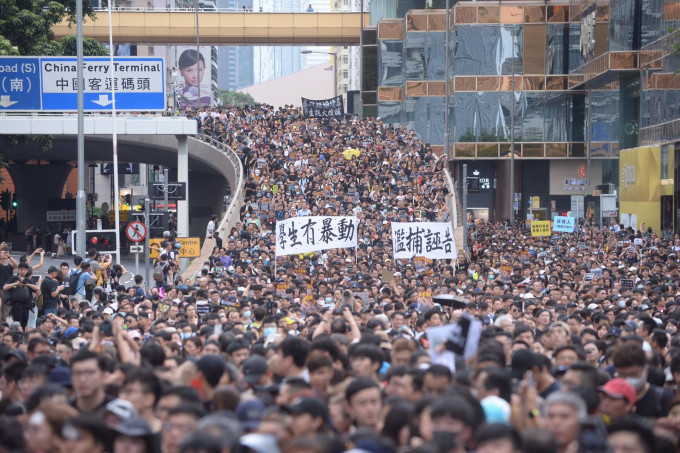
[8,162,73,233]
[176,135,189,238]
[495,160,512,223]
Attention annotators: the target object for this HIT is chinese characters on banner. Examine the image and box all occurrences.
[301,96,344,118]
[530,220,552,237]
[391,222,457,260]
[275,216,359,256]
[553,216,576,233]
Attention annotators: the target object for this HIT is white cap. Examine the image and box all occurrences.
[103,307,114,315]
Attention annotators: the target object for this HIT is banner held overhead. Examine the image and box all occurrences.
[391,222,457,260]
[275,216,359,256]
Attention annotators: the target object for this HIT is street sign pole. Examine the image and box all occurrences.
[462,164,468,254]
[75,0,86,259]
[163,168,169,231]
[108,0,121,265]
[135,250,139,277]
[144,198,151,292]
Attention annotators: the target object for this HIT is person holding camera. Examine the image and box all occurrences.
[41,266,65,315]
[3,262,40,330]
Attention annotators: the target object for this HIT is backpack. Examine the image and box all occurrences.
[65,270,83,296]
[153,262,167,282]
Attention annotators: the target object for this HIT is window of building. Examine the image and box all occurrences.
[343,55,349,64]
[343,70,349,79]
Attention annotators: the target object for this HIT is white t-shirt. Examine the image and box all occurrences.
[206,220,215,238]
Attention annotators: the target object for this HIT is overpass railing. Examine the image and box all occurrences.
[181,134,245,281]
[92,6,357,12]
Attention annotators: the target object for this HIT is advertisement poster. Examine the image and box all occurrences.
[175,47,212,109]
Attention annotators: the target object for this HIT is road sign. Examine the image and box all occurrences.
[126,221,147,242]
[46,210,75,222]
[108,210,129,223]
[41,57,165,111]
[101,162,138,175]
[130,245,144,253]
[0,56,165,111]
[149,182,187,201]
[0,57,42,111]
[148,237,201,259]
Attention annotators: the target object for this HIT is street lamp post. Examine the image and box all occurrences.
[195,0,201,109]
[509,24,516,226]
[301,50,338,98]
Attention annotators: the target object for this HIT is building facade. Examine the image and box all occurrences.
[362,1,680,226]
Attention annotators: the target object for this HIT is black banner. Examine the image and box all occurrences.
[302,95,344,118]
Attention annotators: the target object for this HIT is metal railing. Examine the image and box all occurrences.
[92,6,355,13]
[182,134,245,281]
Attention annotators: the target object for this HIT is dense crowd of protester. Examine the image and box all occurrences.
[0,104,678,453]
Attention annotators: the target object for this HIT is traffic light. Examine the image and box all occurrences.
[11,193,17,209]
[85,231,117,253]
[124,194,131,207]
[0,191,9,210]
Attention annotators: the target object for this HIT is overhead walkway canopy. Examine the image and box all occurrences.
[52,10,369,45]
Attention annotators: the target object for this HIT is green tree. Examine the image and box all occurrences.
[217,89,256,108]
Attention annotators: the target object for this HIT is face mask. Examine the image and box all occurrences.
[618,301,626,308]
[626,370,647,392]
[243,310,252,318]
[489,274,494,280]
[325,297,333,303]
[246,259,252,264]
[263,327,276,337]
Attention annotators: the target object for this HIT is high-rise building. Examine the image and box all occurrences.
[217,0,254,91]
[360,0,680,226]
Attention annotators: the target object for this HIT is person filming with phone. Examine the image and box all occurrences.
[3,261,40,330]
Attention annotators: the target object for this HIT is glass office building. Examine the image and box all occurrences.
[362,1,680,224]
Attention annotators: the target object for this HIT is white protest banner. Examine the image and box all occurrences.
[275,216,359,256]
[391,222,457,260]
[553,216,575,233]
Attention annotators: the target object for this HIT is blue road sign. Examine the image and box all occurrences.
[41,57,165,111]
[0,57,42,111]
[0,56,165,111]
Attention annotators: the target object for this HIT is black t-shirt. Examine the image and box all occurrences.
[635,384,674,419]
[5,275,33,304]
[71,393,115,415]
[40,276,60,309]
[0,262,13,286]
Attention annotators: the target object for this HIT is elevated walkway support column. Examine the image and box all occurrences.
[177,135,189,271]
[176,135,189,238]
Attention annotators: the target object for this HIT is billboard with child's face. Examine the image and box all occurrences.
[175,47,212,109]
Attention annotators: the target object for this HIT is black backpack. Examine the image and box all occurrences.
[65,269,83,296]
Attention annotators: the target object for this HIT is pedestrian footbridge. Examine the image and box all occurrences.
[52,10,369,45]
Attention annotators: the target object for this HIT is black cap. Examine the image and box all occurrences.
[242,355,268,385]
[510,349,538,379]
[47,265,60,274]
[286,397,328,420]
[607,327,622,338]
